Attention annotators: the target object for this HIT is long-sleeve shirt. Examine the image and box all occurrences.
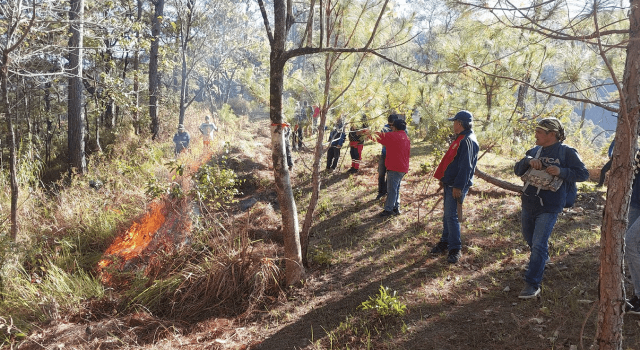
[199,122,218,141]
[375,131,410,173]
[173,131,191,153]
[514,142,589,213]
[434,129,479,191]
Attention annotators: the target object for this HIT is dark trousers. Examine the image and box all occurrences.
[378,154,387,195]
[350,143,363,169]
[327,147,341,169]
[292,127,303,149]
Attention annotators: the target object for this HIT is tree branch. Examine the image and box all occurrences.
[257,0,274,46]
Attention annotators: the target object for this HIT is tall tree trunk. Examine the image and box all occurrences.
[179,37,188,125]
[300,55,331,267]
[133,0,142,135]
[270,0,304,285]
[149,0,164,140]
[596,1,640,348]
[1,52,18,241]
[68,0,86,174]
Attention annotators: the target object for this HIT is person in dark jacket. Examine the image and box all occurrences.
[284,124,294,171]
[173,124,191,156]
[326,119,346,170]
[376,114,398,200]
[347,115,368,174]
[431,110,479,264]
[513,117,589,299]
[625,150,640,314]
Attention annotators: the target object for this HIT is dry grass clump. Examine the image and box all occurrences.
[129,211,284,322]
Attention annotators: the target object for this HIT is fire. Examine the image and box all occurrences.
[98,202,166,270]
[97,148,210,284]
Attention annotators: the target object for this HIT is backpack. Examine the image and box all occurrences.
[559,145,578,208]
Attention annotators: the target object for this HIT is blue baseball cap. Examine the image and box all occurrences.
[393,119,407,131]
[448,110,473,123]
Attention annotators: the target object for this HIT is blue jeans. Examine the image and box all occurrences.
[521,205,558,289]
[384,170,405,212]
[440,186,467,250]
[629,204,640,229]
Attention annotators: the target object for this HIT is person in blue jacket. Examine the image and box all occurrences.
[625,150,640,315]
[514,118,589,299]
[173,124,191,156]
[431,110,479,264]
[326,119,346,170]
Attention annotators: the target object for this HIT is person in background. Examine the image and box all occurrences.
[312,105,320,133]
[376,114,398,200]
[284,123,294,171]
[431,111,479,264]
[625,149,640,315]
[596,139,615,187]
[292,102,305,150]
[513,117,589,299]
[326,118,346,171]
[347,115,368,174]
[360,118,410,217]
[173,124,191,156]
[198,114,218,148]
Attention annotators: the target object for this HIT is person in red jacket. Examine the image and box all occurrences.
[361,118,411,216]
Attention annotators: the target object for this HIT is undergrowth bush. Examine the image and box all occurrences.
[359,285,407,318]
[191,161,242,209]
[127,213,283,320]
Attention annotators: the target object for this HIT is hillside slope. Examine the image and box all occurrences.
[15,119,640,350]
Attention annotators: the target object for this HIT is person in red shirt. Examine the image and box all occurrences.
[361,118,410,216]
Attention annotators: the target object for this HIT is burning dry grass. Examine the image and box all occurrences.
[129,204,285,322]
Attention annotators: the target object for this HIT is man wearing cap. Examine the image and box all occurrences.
[198,114,218,148]
[361,118,411,217]
[514,117,589,299]
[431,110,479,264]
[173,124,191,155]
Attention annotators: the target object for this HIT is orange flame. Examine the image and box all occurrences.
[98,202,166,270]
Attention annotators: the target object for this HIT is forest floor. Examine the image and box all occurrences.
[13,119,640,350]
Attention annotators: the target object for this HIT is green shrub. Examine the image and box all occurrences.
[191,162,242,209]
[358,285,407,317]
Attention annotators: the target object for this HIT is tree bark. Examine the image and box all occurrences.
[149,0,164,140]
[1,53,18,240]
[474,168,522,193]
[300,61,331,266]
[132,0,142,135]
[68,0,86,174]
[595,1,640,348]
[270,0,304,285]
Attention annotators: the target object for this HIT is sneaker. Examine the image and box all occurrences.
[447,249,461,263]
[393,208,401,216]
[518,284,541,299]
[347,167,358,174]
[379,210,394,217]
[375,193,387,200]
[430,242,448,254]
[626,295,640,315]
